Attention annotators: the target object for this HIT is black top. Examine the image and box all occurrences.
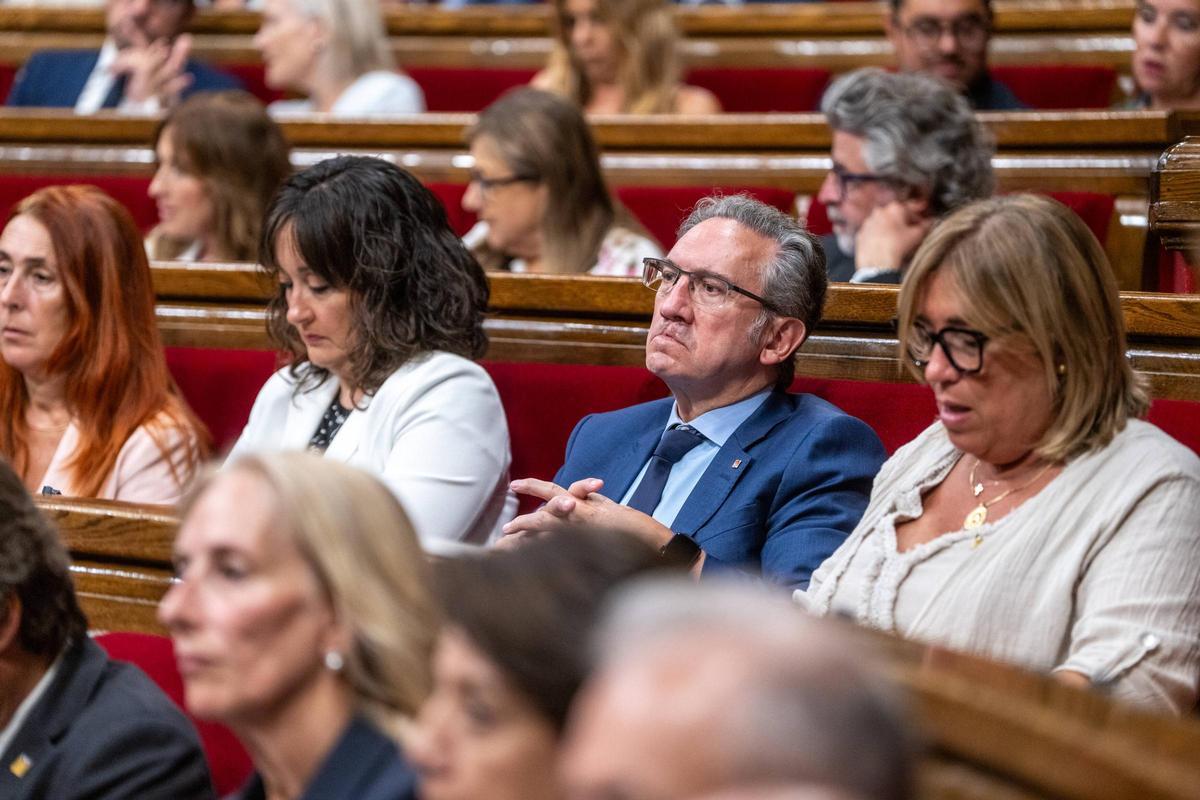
[308,398,352,451]
[234,715,418,800]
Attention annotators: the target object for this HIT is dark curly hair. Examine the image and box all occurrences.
[0,460,87,657]
[260,156,490,398]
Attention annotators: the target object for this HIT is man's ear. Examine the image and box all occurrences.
[759,317,808,368]
[0,594,23,655]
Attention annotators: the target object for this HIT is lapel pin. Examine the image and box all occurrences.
[731,459,742,469]
[10,754,31,777]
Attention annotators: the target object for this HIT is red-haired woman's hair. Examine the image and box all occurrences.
[0,185,209,496]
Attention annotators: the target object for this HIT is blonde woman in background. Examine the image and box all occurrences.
[147,91,291,262]
[254,0,425,116]
[533,0,719,115]
[159,452,439,800]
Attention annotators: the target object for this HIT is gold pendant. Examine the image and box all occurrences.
[964,505,988,530]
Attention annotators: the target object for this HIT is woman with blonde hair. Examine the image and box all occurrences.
[797,194,1200,714]
[462,88,661,275]
[532,0,719,115]
[148,90,291,262]
[254,0,424,116]
[0,185,207,503]
[160,452,439,799]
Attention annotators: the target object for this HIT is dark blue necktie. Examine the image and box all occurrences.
[626,424,706,515]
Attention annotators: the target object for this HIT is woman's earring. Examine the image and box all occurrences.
[1056,362,1067,376]
[324,650,345,672]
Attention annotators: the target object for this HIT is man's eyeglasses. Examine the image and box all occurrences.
[900,14,991,49]
[826,164,895,204]
[907,323,990,374]
[467,171,538,195]
[642,258,783,314]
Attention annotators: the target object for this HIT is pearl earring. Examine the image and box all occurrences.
[324,650,345,672]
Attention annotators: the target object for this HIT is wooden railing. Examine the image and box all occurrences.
[0,109,1189,288]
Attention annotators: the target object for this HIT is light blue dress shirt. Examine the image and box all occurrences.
[619,389,771,528]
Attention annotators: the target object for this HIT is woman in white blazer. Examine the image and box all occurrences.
[228,156,515,551]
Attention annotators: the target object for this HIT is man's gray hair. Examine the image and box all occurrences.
[677,195,827,389]
[821,68,995,216]
[595,580,916,800]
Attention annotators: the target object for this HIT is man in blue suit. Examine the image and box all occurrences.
[7,0,240,112]
[505,195,885,589]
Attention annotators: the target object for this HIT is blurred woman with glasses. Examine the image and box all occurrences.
[462,88,661,276]
[532,0,719,115]
[797,194,1200,715]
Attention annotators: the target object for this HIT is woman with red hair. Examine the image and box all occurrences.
[0,185,208,504]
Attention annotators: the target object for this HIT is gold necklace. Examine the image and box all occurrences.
[963,458,1054,532]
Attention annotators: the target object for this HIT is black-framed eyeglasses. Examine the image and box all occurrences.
[827,164,894,204]
[467,171,538,194]
[907,323,990,374]
[642,257,784,314]
[900,14,991,48]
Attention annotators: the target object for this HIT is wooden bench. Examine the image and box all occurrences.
[36,495,175,635]
[0,109,1188,288]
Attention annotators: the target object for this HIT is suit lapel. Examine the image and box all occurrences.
[672,392,796,539]
[602,407,669,501]
[0,639,102,797]
[280,379,339,450]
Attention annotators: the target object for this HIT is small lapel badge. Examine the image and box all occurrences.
[731,459,742,469]
[10,753,31,777]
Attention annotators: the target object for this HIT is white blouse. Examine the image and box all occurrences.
[797,419,1200,714]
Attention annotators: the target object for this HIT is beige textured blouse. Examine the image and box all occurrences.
[796,419,1200,714]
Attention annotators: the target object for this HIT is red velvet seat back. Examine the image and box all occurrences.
[95,632,253,797]
[483,361,669,510]
[0,174,157,231]
[0,64,16,104]
[220,62,287,106]
[165,347,279,455]
[615,185,797,249]
[990,65,1118,110]
[405,66,538,112]
[424,181,477,238]
[683,67,831,112]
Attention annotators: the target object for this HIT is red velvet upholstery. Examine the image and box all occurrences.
[165,347,279,455]
[95,632,253,797]
[405,67,537,112]
[789,377,936,454]
[990,65,1118,110]
[0,174,157,231]
[684,67,831,113]
[805,191,1114,247]
[221,63,287,106]
[425,182,477,238]
[1155,247,1197,293]
[0,64,16,105]
[1147,399,1200,455]
[615,185,797,249]
[160,350,1200,516]
[483,361,669,511]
